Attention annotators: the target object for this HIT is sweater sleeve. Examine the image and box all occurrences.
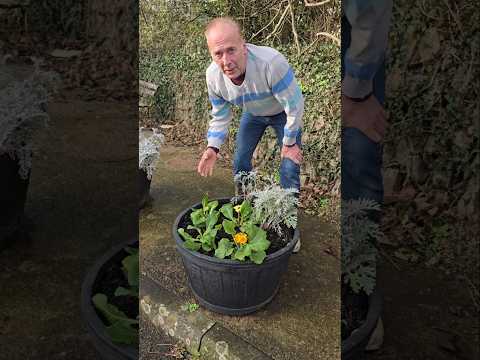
[342,0,392,98]
[206,78,232,149]
[268,54,304,146]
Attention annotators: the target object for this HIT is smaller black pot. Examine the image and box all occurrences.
[0,153,30,250]
[81,239,139,360]
[173,198,298,316]
[138,169,151,209]
[341,289,383,360]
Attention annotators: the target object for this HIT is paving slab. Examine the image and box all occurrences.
[140,145,341,360]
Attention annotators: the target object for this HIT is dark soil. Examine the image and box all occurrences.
[91,242,139,326]
[341,281,369,341]
[177,198,294,258]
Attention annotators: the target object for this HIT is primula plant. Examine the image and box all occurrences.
[0,67,60,179]
[178,172,299,264]
[92,246,139,345]
[139,127,164,179]
[341,198,382,295]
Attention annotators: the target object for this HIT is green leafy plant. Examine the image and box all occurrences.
[178,173,298,264]
[92,246,139,345]
[341,199,382,295]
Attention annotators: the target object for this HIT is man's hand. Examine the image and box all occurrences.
[197,147,218,177]
[342,94,388,143]
[281,144,303,165]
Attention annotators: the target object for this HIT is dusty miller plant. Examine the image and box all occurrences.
[0,63,60,179]
[234,171,299,236]
[341,198,382,295]
[139,127,164,179]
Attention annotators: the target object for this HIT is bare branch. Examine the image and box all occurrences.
[304,0,331,6]
[288,0,301,56]
[264,3,290,42]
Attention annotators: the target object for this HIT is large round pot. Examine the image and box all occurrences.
[139,169,151,209]
[173,198,299,316]
[81,239,139,360]
[0,153,30,250]
[341,289,382,360]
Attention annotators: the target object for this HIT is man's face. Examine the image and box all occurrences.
[206,24,247,81]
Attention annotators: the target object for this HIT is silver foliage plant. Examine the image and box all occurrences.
[0,65,60,179]
[139,128,164,180]
[233,171,299,236]
[341,198,382,295]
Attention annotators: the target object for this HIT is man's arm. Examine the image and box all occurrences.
[206,81,232,151]
[342,0,393,99]
[268,54,304,147]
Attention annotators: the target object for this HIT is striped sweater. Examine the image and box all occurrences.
[342,0,393,98]
[205,44,304,149]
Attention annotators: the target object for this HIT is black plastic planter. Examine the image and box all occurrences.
[81,239,139,360]
[341,289,382,360]
[173,198,299,316]
[0,153,30,250]
[139,169,151,209]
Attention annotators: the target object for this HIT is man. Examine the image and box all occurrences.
[197,17,303,184]
[197,17,304,250]
[342,0,393,351]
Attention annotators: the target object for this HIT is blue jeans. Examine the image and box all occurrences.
[341,16,384,206]
[233,111,302,191]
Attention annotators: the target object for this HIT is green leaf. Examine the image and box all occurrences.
[234,245,252,261]
[206,211,219,229]
[114,286,138,297]
[249,250,267,264]
[106,321,138,345]
[122,253,139,287]
[191,209,205,227]
[220,203,234,221]
[215,238,234,259]
[201,194,209,210]
[184,239,201,251]
[92,294,138,326]
[222,220,236,235]
[240,200,252,220]
[208,200,219,213]
[248,227,270,252]
[178,228,194,242]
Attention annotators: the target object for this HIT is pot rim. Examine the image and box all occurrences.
[341,288,383,354]
[173,197,299,266]
[80,238,139,358]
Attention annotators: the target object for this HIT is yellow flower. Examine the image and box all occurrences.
[233,232,248,245]
[234,205,242,213]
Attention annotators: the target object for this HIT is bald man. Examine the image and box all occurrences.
[197,17,304,198]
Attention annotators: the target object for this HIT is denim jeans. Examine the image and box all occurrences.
[233,111,302,191]
[341,16,385,206]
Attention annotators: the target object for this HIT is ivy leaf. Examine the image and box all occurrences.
[234,245,252,261]
[223,220,236,235]
[220,203,234,221]
[215,238,234,259]
[249,250,267,264]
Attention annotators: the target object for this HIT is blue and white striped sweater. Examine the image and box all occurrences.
[342,0,393,98]
[206,44,304,149]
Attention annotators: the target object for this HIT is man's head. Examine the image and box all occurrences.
[205,17,247,82]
